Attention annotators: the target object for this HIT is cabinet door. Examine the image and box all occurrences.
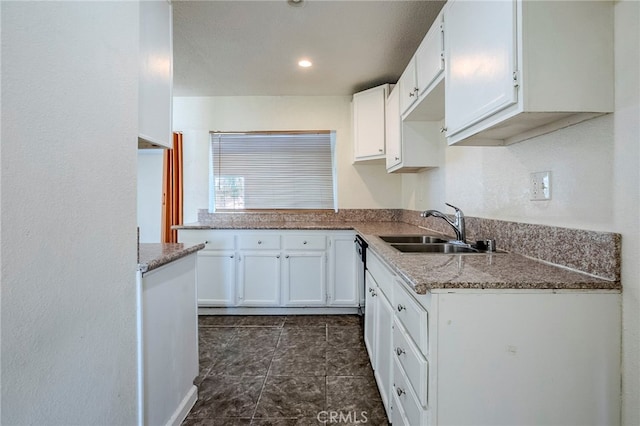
[353,85,387,160]
[445,0,517,137]
[328,235,358,307]
[385,85,402,170]
[282,252,326,306]
[374,292,394,417]
[197,251,236,306]
[399,57,418,115]
[415,12,444,98]
[364,272,378,364]
[139,0,173,148]
[237,252,281,306]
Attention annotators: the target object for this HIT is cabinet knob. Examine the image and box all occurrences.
[396,347,405,356]
[285,255,290,259]
[395,157,400,161]
[397,304,406,312]
[378,148,383,153]
[204,240,209,244]
[276,255,280,259]
[230,255,234,259]
[371,290,377,297]
[408,91,415,97]
[396,387,406,397]
[440,127,448,133]
[258,240,262,244]
[368,287,373,293]
[303,241,307,245]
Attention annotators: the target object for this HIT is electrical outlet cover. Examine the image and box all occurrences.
[530,171,551,201]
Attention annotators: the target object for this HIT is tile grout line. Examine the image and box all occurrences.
[249,324,282,422]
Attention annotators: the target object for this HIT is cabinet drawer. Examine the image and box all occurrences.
[393,358,427,426]
[283,234,326,250]
[393,317,428,407]
[395,281,428,356]
[178,230,235,250]
[237,234,280,250]
[391,389,411,426]
[367,251,394,303]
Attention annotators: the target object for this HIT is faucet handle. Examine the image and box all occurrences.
[445,203,463,216]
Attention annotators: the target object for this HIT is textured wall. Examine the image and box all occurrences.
[173,96,403,223]
[1,2,139,424]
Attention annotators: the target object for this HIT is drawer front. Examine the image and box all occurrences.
[237,234,280,250]
[393,358,426,426]
[178,230,235,250]
[367,251,394,303]
[393,317,429,407]
[391,390,411,426]
[282,234,326,250]
[395,281,429,356]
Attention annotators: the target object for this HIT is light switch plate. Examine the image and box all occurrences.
[530,171,551,201]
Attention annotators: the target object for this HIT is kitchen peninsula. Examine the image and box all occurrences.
[137,242,205,426]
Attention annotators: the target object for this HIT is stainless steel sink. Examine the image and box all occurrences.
[390,243,480,254]
[379,235,448,244]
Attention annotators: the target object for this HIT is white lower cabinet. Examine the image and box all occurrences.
[282,252,326,306]
[196,251,236,306]
[374,288,394,418]
[328,233,358,306]
[237,251,281,306]
[364,247,622,426]
[177,229,357,309]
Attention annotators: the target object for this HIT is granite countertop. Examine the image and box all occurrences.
[176,221,619,293]
[138,242,205,274]
[352,223,618,294]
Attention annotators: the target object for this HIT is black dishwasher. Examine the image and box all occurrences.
[354,235,368,314]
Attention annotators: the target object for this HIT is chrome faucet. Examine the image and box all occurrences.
[420,203,466,243]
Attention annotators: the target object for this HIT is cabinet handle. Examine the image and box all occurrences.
[258,240,262,245]
[368,287,373,293]
[230,255,234,259]
[408,91,415,97]
[397,304,406,312]
[396,387,406,397]
[396,347,405,356]
[395,157,400,161]
[371,290,377,297]
[303,241,307,245]
[285,255,290,259]
[378,148,383,152]
[440,127,448,133]
[276,255,280,259]
[204,240,209,244]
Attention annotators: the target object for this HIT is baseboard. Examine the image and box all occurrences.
[167,385,198,426]
[198,307,360,315]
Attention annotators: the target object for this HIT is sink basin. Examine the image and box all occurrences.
[379,235,448,244]
[390,243,480,254]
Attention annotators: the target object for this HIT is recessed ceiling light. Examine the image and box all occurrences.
[298,59,312,68]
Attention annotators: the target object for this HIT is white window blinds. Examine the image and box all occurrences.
[209,132,337,211]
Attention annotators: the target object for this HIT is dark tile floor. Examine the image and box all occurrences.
[182,315,389,426]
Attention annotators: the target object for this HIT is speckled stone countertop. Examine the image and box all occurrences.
[353,223,619,294]
[138,242,205,274]
[176,220,619,293]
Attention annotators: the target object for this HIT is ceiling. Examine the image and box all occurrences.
[172,0,446,97]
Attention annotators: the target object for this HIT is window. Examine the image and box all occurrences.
[209,131,337,211]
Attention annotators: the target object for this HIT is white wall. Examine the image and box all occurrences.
[403,2,639,423]
[1,3,139,425]
[173,96,402,223]
[137,150,164,242]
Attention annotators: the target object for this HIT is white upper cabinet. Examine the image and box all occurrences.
[398,57,418,116]
[139,0,173,149]
[353,84,389,162]
[444,0,613,146]
[385,85,402,170]
[403,9,445,122]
